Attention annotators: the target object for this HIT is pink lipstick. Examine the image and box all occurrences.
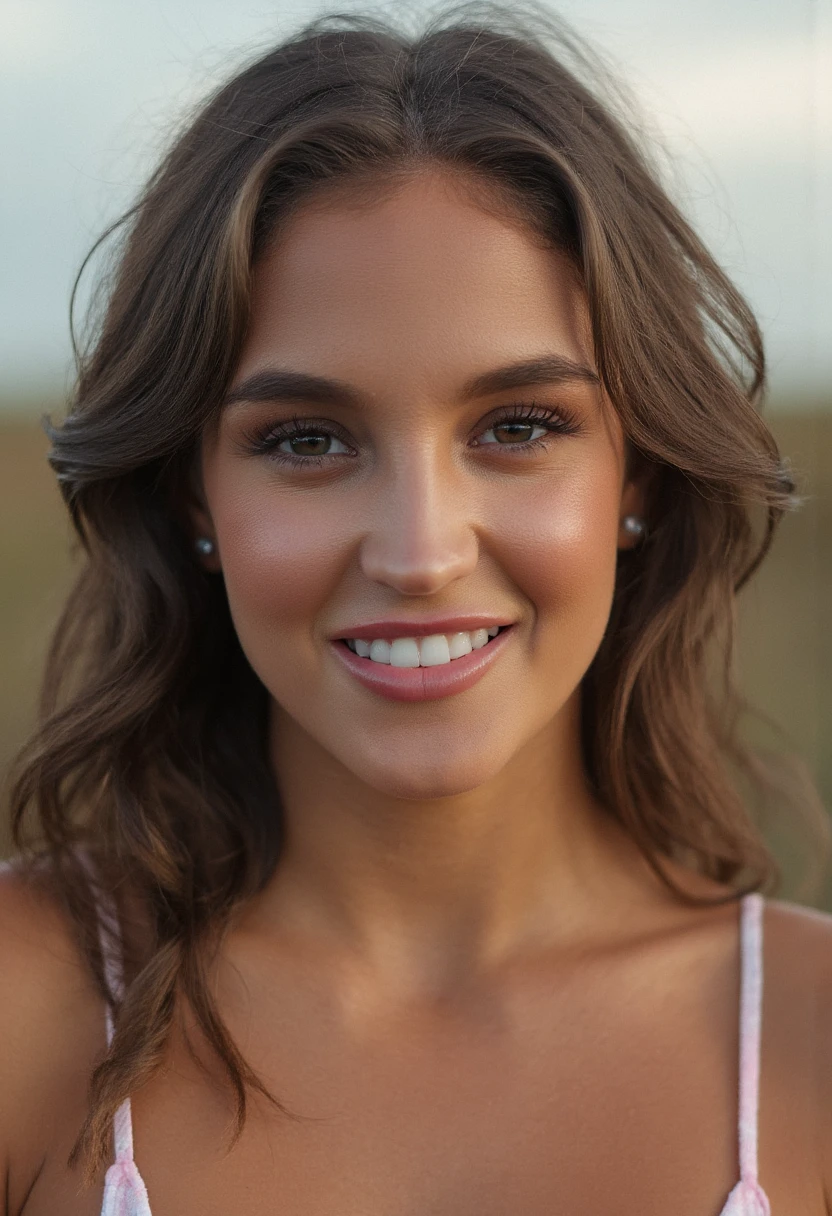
[330,623,514,702]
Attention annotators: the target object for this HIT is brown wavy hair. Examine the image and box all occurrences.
[5,0,821,1180]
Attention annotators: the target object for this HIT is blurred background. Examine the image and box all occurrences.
[1,0,830,899]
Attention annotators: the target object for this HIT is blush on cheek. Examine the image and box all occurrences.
[489,472,621,669]
[215,492,353,686]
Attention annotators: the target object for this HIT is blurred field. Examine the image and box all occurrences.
[1,408,830,903]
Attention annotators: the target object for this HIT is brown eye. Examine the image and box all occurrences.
[276,432,350,458]
[492,421,537,443]
[285,433,331,456]
[478,419,549,446]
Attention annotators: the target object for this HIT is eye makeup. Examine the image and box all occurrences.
[236,400,584,469]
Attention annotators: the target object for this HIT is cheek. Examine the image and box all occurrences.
[487,460,622,645]
[210,478,350,666]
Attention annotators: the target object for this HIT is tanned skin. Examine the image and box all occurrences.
[2,169,831,1215]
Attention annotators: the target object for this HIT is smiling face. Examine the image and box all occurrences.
[193,168,645,800]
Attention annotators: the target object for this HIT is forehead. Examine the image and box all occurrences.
[237,170,596,398]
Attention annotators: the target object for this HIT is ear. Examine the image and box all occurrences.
[617,445,654,552]
[178,443,222,572]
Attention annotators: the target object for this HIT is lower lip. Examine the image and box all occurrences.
[331,627,514,702]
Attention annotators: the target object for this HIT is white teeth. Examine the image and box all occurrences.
[447,631,473,659]
[419,634,452,666]
[390,637,420,667]
[369,638,391,663]
[347,626,505,667]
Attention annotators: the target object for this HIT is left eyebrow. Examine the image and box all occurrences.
[222,353,600,411]
[459,354,600,399]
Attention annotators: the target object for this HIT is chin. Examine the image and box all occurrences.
[348,745,511,802]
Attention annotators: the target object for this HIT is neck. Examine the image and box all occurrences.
[244,692,656,998]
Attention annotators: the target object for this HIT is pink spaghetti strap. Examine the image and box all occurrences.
[738,892,764,1184]
[88,873,137,1163]
[77,852,152,1215]
[720,893,770,1216]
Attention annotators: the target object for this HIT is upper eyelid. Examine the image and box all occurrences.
[476,400,573,423]
[264,401,573,434]
[269,414,350,434]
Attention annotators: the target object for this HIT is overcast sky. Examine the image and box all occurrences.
[1,0,830,409]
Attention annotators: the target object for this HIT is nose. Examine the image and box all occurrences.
[359,447,479,595]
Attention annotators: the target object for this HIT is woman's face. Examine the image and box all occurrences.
[195,169,644,799]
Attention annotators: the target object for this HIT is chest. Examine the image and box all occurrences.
[24,950,819,1216]
[131,1038,742,1216]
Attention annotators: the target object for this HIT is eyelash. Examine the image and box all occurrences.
[240,401,583,468]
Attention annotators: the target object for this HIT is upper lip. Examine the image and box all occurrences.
[331,615,515,641]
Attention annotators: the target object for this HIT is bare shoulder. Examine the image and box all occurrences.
[762,896,832,1006]
[760,897,832,1201]
[761,895,832,1020]
[0,861,105,1206]
[764,893,832,944]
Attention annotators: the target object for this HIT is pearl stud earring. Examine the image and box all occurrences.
[622,515,646,538]
[195,537,215,556]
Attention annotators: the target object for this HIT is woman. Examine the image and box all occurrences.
[1,6,830,1214]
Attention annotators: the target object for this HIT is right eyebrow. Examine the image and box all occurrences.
[222,370,364,411]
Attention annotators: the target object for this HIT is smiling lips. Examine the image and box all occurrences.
[330,618,514,702]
